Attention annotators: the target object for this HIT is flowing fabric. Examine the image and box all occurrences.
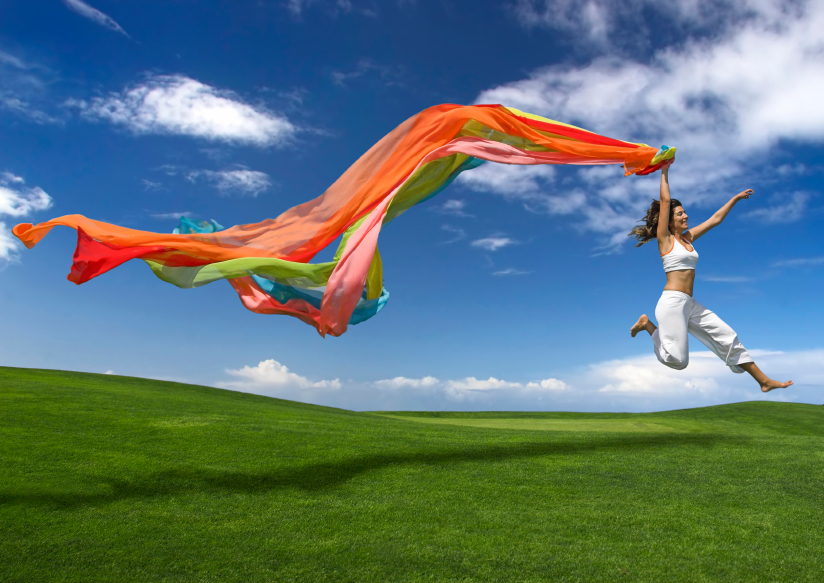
[13,103,675,337]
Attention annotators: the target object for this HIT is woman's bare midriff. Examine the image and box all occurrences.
[664,269,695,296]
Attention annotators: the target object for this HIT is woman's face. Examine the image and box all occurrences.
[670,206,689,232]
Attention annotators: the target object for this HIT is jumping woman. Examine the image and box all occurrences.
[629,161,792,393]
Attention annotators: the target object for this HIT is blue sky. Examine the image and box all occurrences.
[1,0,823,411]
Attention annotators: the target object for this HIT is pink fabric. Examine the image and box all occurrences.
[319,187,397,336]
[230,276,322,330]
[236,135,631,336]
[421,136,619,166]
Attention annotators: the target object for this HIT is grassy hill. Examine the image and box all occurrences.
[2,367,823,582]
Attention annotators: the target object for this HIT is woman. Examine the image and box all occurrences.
[628,161,792,393]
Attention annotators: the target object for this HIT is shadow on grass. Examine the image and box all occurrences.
[2,433,743,508]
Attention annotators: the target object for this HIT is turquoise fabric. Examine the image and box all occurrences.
[173,217,225,234]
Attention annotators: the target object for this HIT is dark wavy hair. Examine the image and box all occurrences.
[628,198,683,247]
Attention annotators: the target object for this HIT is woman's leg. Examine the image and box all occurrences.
[687,301,793,392]
[631,314,656,337]
[650,292,691,370]
[738,362,793,393]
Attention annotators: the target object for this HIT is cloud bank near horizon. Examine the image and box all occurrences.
[215,348,822,412]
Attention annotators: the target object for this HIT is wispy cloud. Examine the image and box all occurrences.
[440,224,466,244]
[740,192,810,224]
[71,74,296,146]
[0,96,60,124]
[142,179,164,191]
[772,256,824,268]
[509,0,802,53]
[331,59,402,87]
[286,0,374,18]
[702,275,755,283]
[471,236,516,251]
[63,0,129,37]
[0,171,53,261]
[493,268,532,276]
[187,168,272,196]
[0,49,61,124]
[0,50,29,70]
[150,211,193,220]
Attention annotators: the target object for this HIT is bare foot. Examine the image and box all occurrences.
[761,379,793,393]
[631,315,650,338]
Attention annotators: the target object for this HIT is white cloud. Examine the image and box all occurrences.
[433,199,473,217]
[375,376,440,388]
[72,75,296,146]
[104,370,114,375]
[373,374,570,402]
[63,0,128,36]
[0,185,51,217]
[458,163,555,196]
[471,236,516,251]
[456,164,586,215]
[468,1,824,249]
[1,171,23,184]
[446,377,523,391]
[214,349,821,412]
[581,350,795,401]
[526,378,568,390]
[0,172,53,261]
[187,169,272,196]
[218,359,341,392]
[511,0,611,43]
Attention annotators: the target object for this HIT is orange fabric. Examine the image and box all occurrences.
[13,104,659,265]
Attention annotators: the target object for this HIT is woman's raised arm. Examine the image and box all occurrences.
[656,164,673,253]
[687,189,753,242]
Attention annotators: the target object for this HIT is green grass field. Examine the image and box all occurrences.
[2,366,823,582]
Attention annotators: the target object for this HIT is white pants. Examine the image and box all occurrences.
[652,291,753,373]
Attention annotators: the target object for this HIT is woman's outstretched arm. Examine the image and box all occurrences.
[687,189,753,242]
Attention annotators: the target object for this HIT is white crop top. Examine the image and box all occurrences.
[661,236,699,272]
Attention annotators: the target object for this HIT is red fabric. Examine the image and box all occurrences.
[69,228,169,284]
[509,113,641,149]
